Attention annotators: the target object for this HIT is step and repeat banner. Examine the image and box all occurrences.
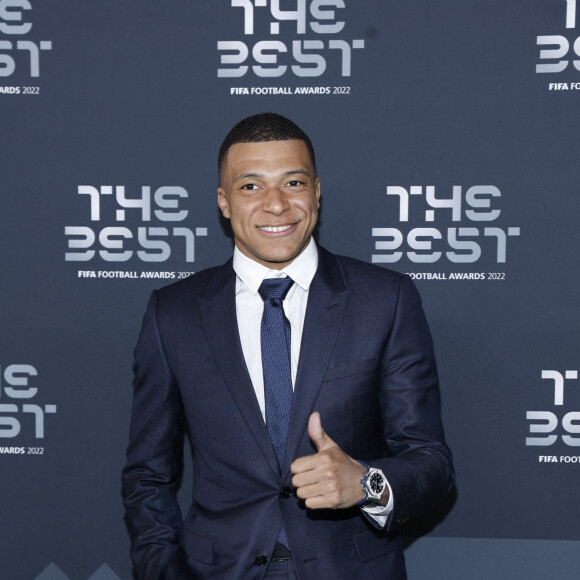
[1,1,579,579]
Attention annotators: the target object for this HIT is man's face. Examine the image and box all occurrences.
[217,139,320,270]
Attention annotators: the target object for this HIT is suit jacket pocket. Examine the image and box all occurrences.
[323,357,379,383]
[352,529,402,563]
[183,526,215,565]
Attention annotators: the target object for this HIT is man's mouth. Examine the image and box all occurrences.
[257,224,295,233]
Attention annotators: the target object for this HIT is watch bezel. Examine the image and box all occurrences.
[358,463,387,505]
[364,467,386,501]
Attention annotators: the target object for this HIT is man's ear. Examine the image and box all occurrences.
[315,177,321,209]
[217,187,230,218]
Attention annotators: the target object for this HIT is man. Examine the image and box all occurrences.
[122,113,454,579]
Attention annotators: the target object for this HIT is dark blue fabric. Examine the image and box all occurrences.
[264,558,298,579]
[123,248,454,579]
[259,276,295,548]
[258,277,295,468]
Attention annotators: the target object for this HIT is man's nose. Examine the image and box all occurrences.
[262,186,290,215]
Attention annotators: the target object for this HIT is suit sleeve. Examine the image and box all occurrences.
[121,291,195,579]
[371,275,455,531]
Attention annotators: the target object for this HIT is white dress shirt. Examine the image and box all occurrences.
[233,238,393,526]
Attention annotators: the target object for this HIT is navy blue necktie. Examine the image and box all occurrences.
[259,277,295,468]
[259,277,294,550]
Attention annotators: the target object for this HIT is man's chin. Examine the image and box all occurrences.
[254,248,303,269]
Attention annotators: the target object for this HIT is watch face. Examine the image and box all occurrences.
[369,472,385,495]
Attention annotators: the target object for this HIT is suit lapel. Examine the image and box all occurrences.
[281,248,350,478]
[198,260,280,476]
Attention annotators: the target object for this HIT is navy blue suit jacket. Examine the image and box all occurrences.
[122,246,454,579]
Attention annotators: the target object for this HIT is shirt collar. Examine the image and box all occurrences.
[233,238,318,294]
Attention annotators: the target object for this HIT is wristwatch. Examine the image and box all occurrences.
[357,461,387,506]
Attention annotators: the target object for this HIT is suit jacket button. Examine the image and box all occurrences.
[255,555,268,567]
[280,486,293,499]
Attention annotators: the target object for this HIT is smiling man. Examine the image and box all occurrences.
[122,113,454,579]
[217,138,320,269]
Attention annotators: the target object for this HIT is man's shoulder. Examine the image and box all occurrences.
[321,247,407,288]
[155,260,232,299]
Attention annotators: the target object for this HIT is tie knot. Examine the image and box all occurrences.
[258,277,294,303]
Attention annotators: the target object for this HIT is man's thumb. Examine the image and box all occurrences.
[308,411,336,452]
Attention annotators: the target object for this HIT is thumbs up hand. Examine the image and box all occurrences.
[290,412,367,509]
[306,410,337,453]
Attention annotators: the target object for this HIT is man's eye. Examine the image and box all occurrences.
[287,180,302,187]
[241,183,258,190]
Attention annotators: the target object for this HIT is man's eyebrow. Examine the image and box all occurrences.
[234,169,309,182]
[234,172,262,182]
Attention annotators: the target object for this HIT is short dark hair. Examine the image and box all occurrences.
[218,112,316,181]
